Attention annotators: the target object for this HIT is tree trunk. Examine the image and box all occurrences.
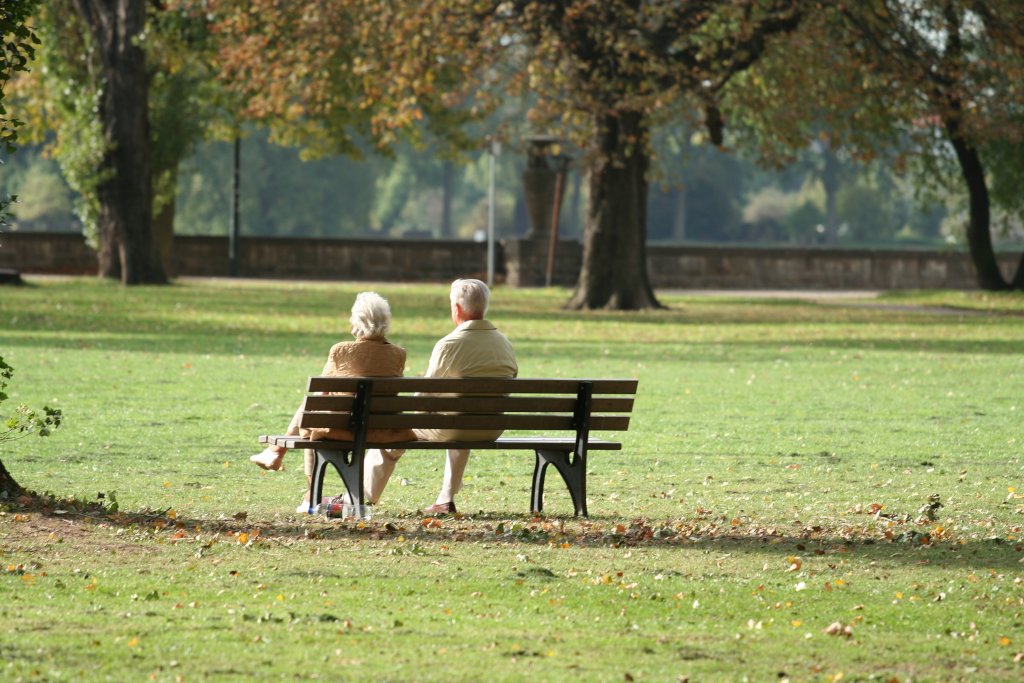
[944,116,1007,290]
[0,456,22,499]
[152,188,176,275]
[97,217,121,279]
[73,0,167,286]
[1014,254,1024,290]
[568,112,661,310]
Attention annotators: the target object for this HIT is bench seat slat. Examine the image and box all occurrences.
[303,395,634,414]
[260,435,623,451]
[298,413,630,431]
[306,377,638,395]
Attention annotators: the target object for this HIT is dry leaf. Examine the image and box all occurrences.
[823,622,853,637]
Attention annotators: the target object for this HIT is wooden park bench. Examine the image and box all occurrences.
[259,377,638,517]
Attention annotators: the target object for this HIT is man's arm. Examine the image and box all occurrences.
[416,341,451,399]
[423,341,448,379]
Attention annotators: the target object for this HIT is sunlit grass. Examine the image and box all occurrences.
[1,279,1023,682]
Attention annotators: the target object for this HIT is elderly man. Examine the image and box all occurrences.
[365,278,517,514]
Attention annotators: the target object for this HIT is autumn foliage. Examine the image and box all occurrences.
[727,1,1024,289]
[195,0,809,309]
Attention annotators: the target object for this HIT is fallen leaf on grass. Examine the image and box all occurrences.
[823,622,853,638]
[232,511,248,521]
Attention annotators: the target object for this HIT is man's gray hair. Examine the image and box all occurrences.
[450,278,489,316]
[350,291,392,339]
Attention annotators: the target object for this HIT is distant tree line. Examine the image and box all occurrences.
[5,0,1024,302]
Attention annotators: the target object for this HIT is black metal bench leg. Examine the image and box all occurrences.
[531,454,549,514]
[307,451,328,515]
[532,449,588,517]
[314,449,365,509]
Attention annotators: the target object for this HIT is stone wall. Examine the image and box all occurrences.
[503,238,582,288]
[2,231,1020,290]
[0,233,504,282]
[0,232,99,275]
[644,244,1021,290]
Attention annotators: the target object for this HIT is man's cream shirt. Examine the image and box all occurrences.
[417,319,518,441]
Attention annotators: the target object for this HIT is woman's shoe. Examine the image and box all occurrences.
[424,501,456,515]
[250,448,285,471]
[296,500,321,515]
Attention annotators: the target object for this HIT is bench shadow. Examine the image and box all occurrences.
[17,500,1022,571]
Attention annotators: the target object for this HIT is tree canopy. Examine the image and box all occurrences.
[726,0,1024,289]
[0,0,40,229]
[200,0,810,309]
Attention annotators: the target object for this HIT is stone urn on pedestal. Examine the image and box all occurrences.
[521,136,567,241]
[504,136,579,287]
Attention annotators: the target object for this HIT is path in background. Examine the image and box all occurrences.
[656,288,880,299]
[657,288,1023,316]
[21,275,1014,316]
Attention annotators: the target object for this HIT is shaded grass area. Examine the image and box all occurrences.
[1,279,1023,682]
[876,289,1024,314]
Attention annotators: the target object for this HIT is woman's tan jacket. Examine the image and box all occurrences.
[293,338,415,443]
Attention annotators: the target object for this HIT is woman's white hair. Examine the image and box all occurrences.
[349,291,392,339]
[450,278,489,316]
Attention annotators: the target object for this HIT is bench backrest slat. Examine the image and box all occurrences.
[306,376,638,395]
[299,413,630,432]
[297,377,636,435]
[303,395,634,414]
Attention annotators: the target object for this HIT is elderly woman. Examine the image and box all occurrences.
[250,291,414,513]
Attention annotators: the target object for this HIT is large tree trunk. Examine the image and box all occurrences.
[97,218,121,279]
[944,116,1007,291]
[73,0,167,285]
[152,189,176,275]
[568,112,662,310]
[0,457,22,499]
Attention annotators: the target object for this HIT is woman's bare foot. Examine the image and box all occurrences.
[250,448,285,471]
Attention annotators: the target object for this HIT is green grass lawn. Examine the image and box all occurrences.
[1,278,1023,683]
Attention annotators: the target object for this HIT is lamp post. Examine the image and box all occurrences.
[228,135,241,277]
[487,139,501,287]
[545,155,571,287]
